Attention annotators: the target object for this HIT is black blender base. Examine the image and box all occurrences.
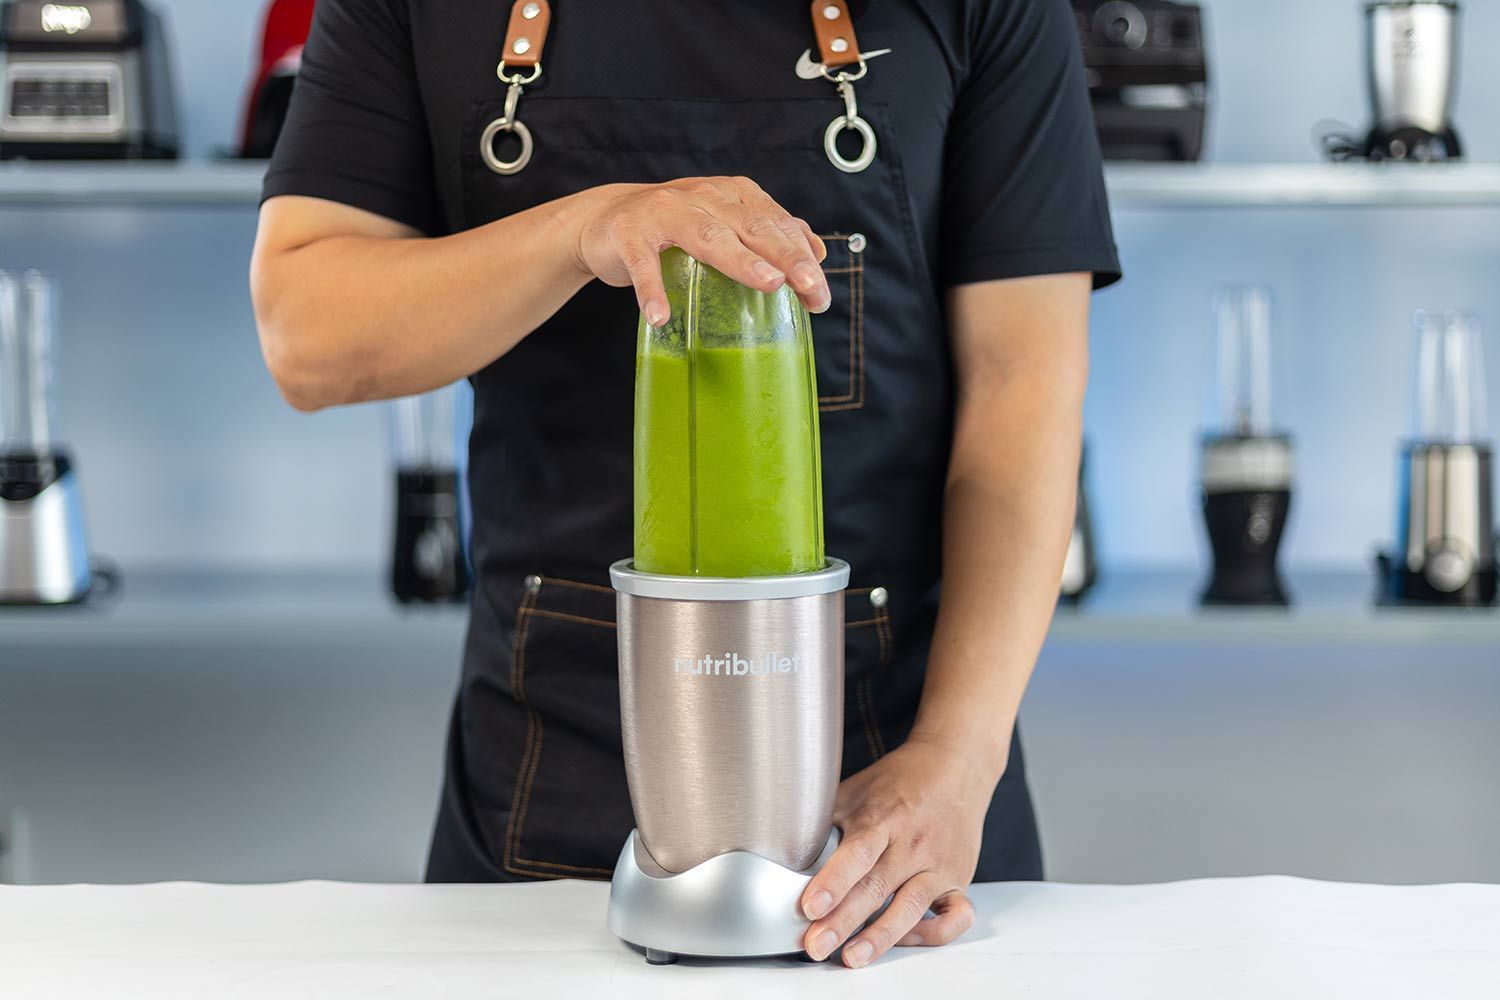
[1199,585,1290,608]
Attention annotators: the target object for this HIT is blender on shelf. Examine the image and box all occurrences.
[1377,311,1496,606]
[0,0,180,159]
[1198,286,1294,606]
[388,382,469,604]
[1325,1,1463,162]
[0,270,94,604]
[607,249,848,964]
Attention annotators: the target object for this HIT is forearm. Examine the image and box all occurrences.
[910,280,1090,778]
[251,188,604,410]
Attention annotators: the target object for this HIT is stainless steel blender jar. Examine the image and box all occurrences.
[607,249,848,963]
[1363,1,1462,160]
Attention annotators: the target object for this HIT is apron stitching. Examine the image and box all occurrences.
[857,676,882,761]
[521,607,617,629]
[846,617,879,628]
[816,233,866,411]
[502,581,541,876]
[504,576,619,880]
[539,575,614,596]
[820,262,866,412]
[870,600,893,757]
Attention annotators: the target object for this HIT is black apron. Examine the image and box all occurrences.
[426,53,1042,885]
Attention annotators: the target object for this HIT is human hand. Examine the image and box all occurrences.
[571,176,829,325]
[800,733,1000,968]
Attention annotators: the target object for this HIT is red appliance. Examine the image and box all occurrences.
[239,0,314,158]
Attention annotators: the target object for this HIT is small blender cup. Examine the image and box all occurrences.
[608,250,848,962]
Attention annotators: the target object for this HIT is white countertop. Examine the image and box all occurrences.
[4,877,1497,999]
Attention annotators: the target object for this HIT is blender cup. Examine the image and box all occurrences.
[609,249,848,962]
[387,383,469,603]
[1198,286,1294,606]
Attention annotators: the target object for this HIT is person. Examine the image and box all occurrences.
[251,0,1120,969]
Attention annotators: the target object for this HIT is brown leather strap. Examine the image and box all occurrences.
[811,0,862,70]
[503,0,551,68]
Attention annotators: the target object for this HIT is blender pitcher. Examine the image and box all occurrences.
[609,249,848,963]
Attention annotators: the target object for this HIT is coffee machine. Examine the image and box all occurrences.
[0,0,179,159]
[1198,287,1293,606]
[1073,0,1208,161]
[1327,1,1462,161]
[0,271,93,605]
[607,250,847,964]
[1377,311,1496,606]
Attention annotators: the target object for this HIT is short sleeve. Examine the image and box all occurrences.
[261,0,438,236]
[940,0,1121,289]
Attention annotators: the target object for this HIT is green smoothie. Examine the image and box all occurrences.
[634,255,825,578]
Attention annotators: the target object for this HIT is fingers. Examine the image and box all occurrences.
[840,874,961,968]
[896,889,975,948]
[730,186,830,312]
[803,833,902,963]
[596,177,831,323]
[613,221,670,328]
[673,207,789,297]
[801,826,887,923]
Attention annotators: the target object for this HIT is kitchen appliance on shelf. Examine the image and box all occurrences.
[239,0,313,158]
[1060,444,1098,603]
[1198,286,1293,607]
[1073,0,1208,161]
[388,383,469,604]
[1377,311,1496,606]
[0,0,178,159]
[1326,2,1462,161]
[608,249,848,964]
[0,270,93,605]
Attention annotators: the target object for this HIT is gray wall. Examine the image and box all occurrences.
[4,0,1500,572]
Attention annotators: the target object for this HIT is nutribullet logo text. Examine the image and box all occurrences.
[673,651,803,676]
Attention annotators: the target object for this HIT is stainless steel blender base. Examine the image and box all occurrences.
[608,828,840,960]
[0,469,92,605]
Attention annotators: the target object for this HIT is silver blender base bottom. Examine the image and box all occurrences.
[607,829,839,961]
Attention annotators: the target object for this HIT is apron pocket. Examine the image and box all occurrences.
[815,231,868,413]
[843,584,894,774]
[502,574,633,880]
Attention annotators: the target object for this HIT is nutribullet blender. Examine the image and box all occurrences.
[0,270,93,604]
[1198,286,1294,606]
[388,383,470,604]
[1377,311,1496,605]
[608,249,848,963]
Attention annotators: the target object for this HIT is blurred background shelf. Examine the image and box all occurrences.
[6,161,1500,210]
[4,569,1495,646]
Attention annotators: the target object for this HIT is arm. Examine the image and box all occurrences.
[801,272,1091,967]
[250,179,830,411]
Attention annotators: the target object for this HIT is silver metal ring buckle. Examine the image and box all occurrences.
[481,117,534,175]
[496,61,543,85]
[824,115,876,174]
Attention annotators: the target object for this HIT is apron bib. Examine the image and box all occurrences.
[428,65,1039,884]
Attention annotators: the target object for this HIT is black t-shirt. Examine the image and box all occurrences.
[264,0,1120,289]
